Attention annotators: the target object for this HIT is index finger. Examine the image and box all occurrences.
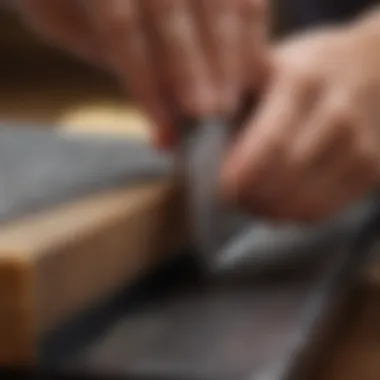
[82,0,175,148]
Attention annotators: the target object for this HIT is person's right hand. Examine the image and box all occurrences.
[12,0,268,149]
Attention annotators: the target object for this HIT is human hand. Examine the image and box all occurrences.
[13,0,268,149]
[222,24,380,223]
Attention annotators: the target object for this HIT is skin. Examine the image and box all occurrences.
[11,0,268,148]
[10,1,380,224]
[222,15,380,223]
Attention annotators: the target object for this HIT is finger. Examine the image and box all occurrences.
[273,93,357,221]
[143,0,217,117]
[282,107,380,222]
[195,0,244,113]
[242,0,270,89]
[15,0,100,62]
[280,138,356,222]
[291,92,359,172]
[285,148,373,223]
[83,0,174,147]
[221,73,315,213]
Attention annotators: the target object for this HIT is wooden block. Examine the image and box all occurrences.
[0,180,185,366]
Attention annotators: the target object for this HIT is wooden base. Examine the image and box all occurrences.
[0,181,186,365]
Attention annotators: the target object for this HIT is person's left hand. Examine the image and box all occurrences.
[222,23,380,223]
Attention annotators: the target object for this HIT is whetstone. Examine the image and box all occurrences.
[0,80,185,366]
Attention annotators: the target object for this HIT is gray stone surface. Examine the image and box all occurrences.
[0,125,172,223]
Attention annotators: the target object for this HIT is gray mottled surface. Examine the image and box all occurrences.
[0,125,172,223]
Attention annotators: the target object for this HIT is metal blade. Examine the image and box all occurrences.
[181,119,252,271]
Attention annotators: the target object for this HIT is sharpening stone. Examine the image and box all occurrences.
[0,124,172,223]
